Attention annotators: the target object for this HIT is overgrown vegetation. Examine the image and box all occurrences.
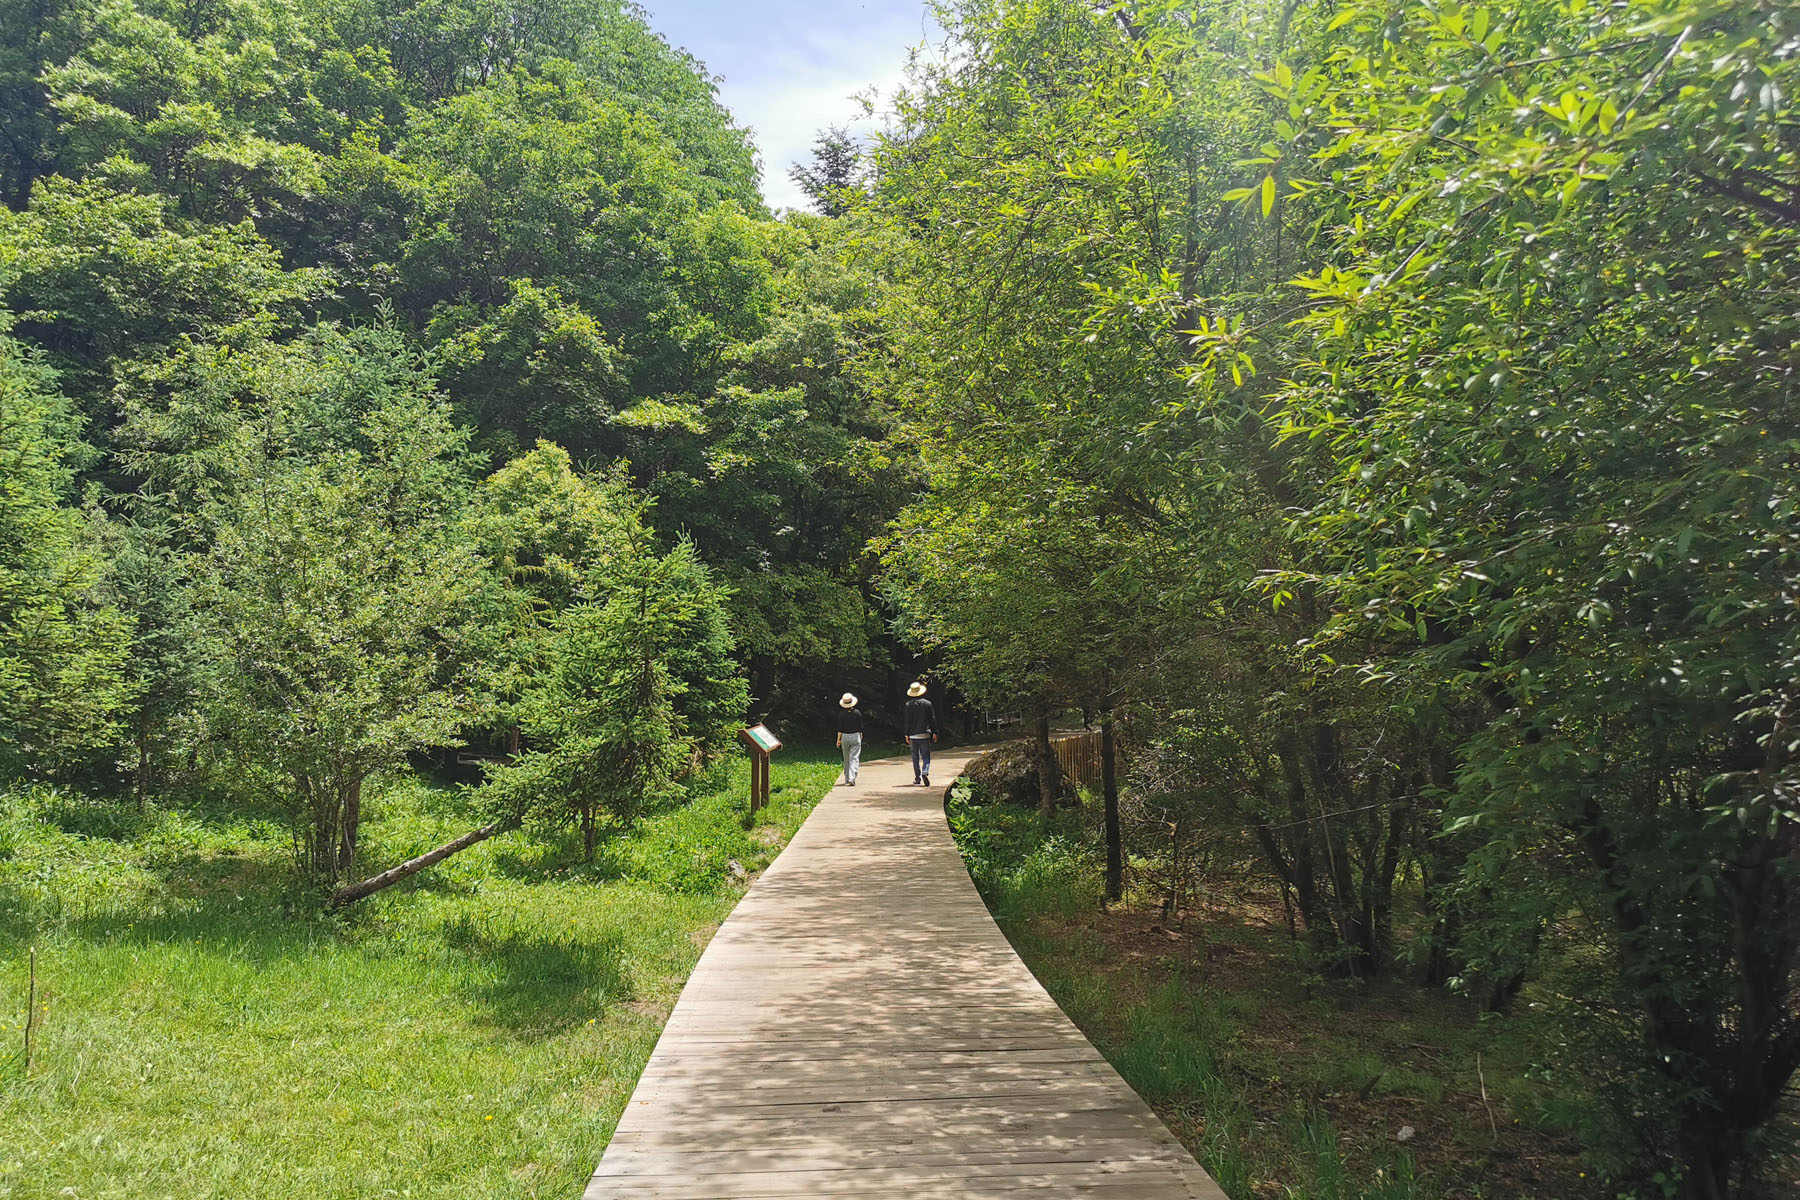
[950,781,1626,1200]
[874,3,1799,1194]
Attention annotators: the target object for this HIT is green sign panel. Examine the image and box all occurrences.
[743,724,781,753]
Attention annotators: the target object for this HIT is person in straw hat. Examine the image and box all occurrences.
[835,692,864,786]
[902,681,939,787]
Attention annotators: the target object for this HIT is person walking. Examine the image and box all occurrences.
[903,681,938,787]
[835,693,864,786]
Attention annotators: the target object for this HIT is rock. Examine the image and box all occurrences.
[963,739,1063,808]
[1396,1125,1416,1142]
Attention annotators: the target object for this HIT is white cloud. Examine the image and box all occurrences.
[719,61,909,210]
[642,1,938,211]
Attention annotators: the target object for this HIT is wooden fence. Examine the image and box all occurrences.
[1050,729,1107,789]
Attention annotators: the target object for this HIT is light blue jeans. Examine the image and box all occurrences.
[909,735,932,781]
[839,733,861,784]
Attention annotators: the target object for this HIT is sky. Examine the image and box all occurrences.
[638,0,940,211]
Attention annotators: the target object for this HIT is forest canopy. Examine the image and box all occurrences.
[0,0,911,891]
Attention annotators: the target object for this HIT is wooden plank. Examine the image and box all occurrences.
[581,748,1226,1200]
[604,1123,1195,1153]
[639,1047,1105,1070]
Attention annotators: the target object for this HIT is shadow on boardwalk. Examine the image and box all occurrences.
[582,747,1227,1200]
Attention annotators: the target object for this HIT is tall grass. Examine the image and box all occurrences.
[0,748,843,1200]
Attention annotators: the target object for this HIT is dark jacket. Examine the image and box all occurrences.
[904,696,938,738]
[836,707,863,734]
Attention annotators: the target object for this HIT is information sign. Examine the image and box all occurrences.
[740,724,781,815]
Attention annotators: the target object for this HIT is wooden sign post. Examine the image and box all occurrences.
[739,723,782,816]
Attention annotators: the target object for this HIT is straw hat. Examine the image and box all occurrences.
[839,692,858,709]
[907,681,927,697]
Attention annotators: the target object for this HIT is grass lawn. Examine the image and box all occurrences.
[945,783,1610,1200]
[0,744,853,1200]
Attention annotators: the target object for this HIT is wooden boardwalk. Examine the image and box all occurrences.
[583,746,1226,1199]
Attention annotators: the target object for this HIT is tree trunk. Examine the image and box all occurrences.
[306,777,336,879]
[582,803,597,860]
[1364,778,1411,972]
[749,653,776,716]
[330,817,519,906]
[1420,853,1462,988]
[1035,713,1056,821]
[134,724,151,811]
[1307,722,1370,976]
[1271,738,1333,952]
[1678,1130,1730,1200]
[336,774,363,879]
[1101,709,1121,903]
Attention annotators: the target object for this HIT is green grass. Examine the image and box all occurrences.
[0,747,845,1200]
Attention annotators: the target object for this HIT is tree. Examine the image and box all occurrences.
[868,0,1405,936]
[460,440,644,753]
[102,519,208,805]
[873,0,1800,1191]
[1213,0,1800,1187]
[171,324,484,884]
[396,63,775,457]
[37,0,331,225]
[1,0,898,720]
[322,0,763,206]
[0,0,80,209]
[0,324,133,778]
[330,461,746,902]
[881,466,1167,900]
[496,531,747,858]
[0,178,326,425]
[626,214,920,714]
[789,126,864,218]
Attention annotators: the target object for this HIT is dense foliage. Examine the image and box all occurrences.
[0,322,132,775]
[5,0,1795,1191]
[0,0,910,888]
[871,0,1798,1195]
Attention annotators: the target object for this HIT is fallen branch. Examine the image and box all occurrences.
[329,817,520,907]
